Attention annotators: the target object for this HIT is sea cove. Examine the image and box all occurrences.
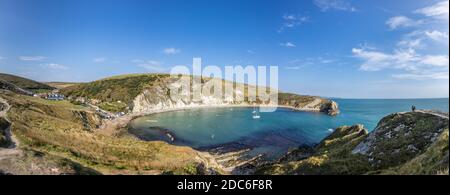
[129,98,449,160]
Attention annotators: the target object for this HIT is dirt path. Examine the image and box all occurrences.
[416,110,449,120]
[0,97,22,160]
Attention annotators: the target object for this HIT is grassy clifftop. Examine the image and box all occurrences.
[61,74,167,104]
[0,73,54,93]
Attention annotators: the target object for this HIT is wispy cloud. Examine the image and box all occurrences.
[314,0,357,12]
[278,14,309,32]
[356,1,449,80]
[136,60,166,72]
[415,0,449,20]
[163,47,181,55]
[0,56,4,61]
[386,16,423,30]
[246,50,256,54]
[94,57,107,63]
[41,63,68,70]
[285,66,302,70]
[280,42,296,47]
[19,56,47,61]
[289,57,337,66]
[425,30,449,42]
[392,72,449,80]
[352,47,448,79]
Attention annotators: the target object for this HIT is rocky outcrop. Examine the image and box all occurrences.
[320,101,339,116]
[257,111,449,175]
[256,125,369,175]
[352,111,449,170]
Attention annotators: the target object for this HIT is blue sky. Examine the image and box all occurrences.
[0,0,448,98]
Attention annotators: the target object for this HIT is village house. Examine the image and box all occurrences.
[46,93,65,101]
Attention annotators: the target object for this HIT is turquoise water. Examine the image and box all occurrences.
[129,98,449,159]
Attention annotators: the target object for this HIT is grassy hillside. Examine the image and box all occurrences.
[46,82,79,89]
[60,74,168,110]
[0,73,54,93]
[0,90,212,174]
[61,74,336,114]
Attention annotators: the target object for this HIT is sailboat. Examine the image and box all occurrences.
[252,106,261,119]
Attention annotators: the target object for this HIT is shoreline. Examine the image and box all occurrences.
[96,104,325,136]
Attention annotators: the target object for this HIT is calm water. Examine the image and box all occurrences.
[129,98,449,159]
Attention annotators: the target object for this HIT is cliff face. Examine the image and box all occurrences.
[257,111,449,175]
[130,78,340,115]
[61,74,338,115]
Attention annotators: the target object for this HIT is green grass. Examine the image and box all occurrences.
[0,73,54,91]
[98,101,128,113]
[0,91,208,174]
[60,74,169,112]
[378,130,449,175]
[363,112,449,169]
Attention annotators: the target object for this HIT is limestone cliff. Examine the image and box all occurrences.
[61,74,339,115]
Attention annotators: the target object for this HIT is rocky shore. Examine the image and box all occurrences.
[256,110,449,175]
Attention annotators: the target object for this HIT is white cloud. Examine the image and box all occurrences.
[136,60,165,72]
[386,16,422,29]
[280,42,296,47]
[0,56,4,60]
[420,55,449,67]
[398,38,423,49]
[415,0,449,20]
[246,50,256,54]
[425,30,449,42]
[19,56,47,61]
[41,63,68,70]
[314,0,357,12]
[353,1,449,82]
[279,14,309,32]
[163,47,181,55]
[285,66,302,70]
[94,57,107,63]
[353,47,449,79]
[131,59,144,63]
[393,72,449,80]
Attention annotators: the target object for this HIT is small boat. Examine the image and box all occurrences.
[252,106,261,119]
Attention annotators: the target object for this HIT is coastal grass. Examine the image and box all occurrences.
[378,130,449,175]
[1,91,207,174]
[98,101,128,113]
[364,112,449,170]
[0,73,54,91]
[60,74,169,112]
